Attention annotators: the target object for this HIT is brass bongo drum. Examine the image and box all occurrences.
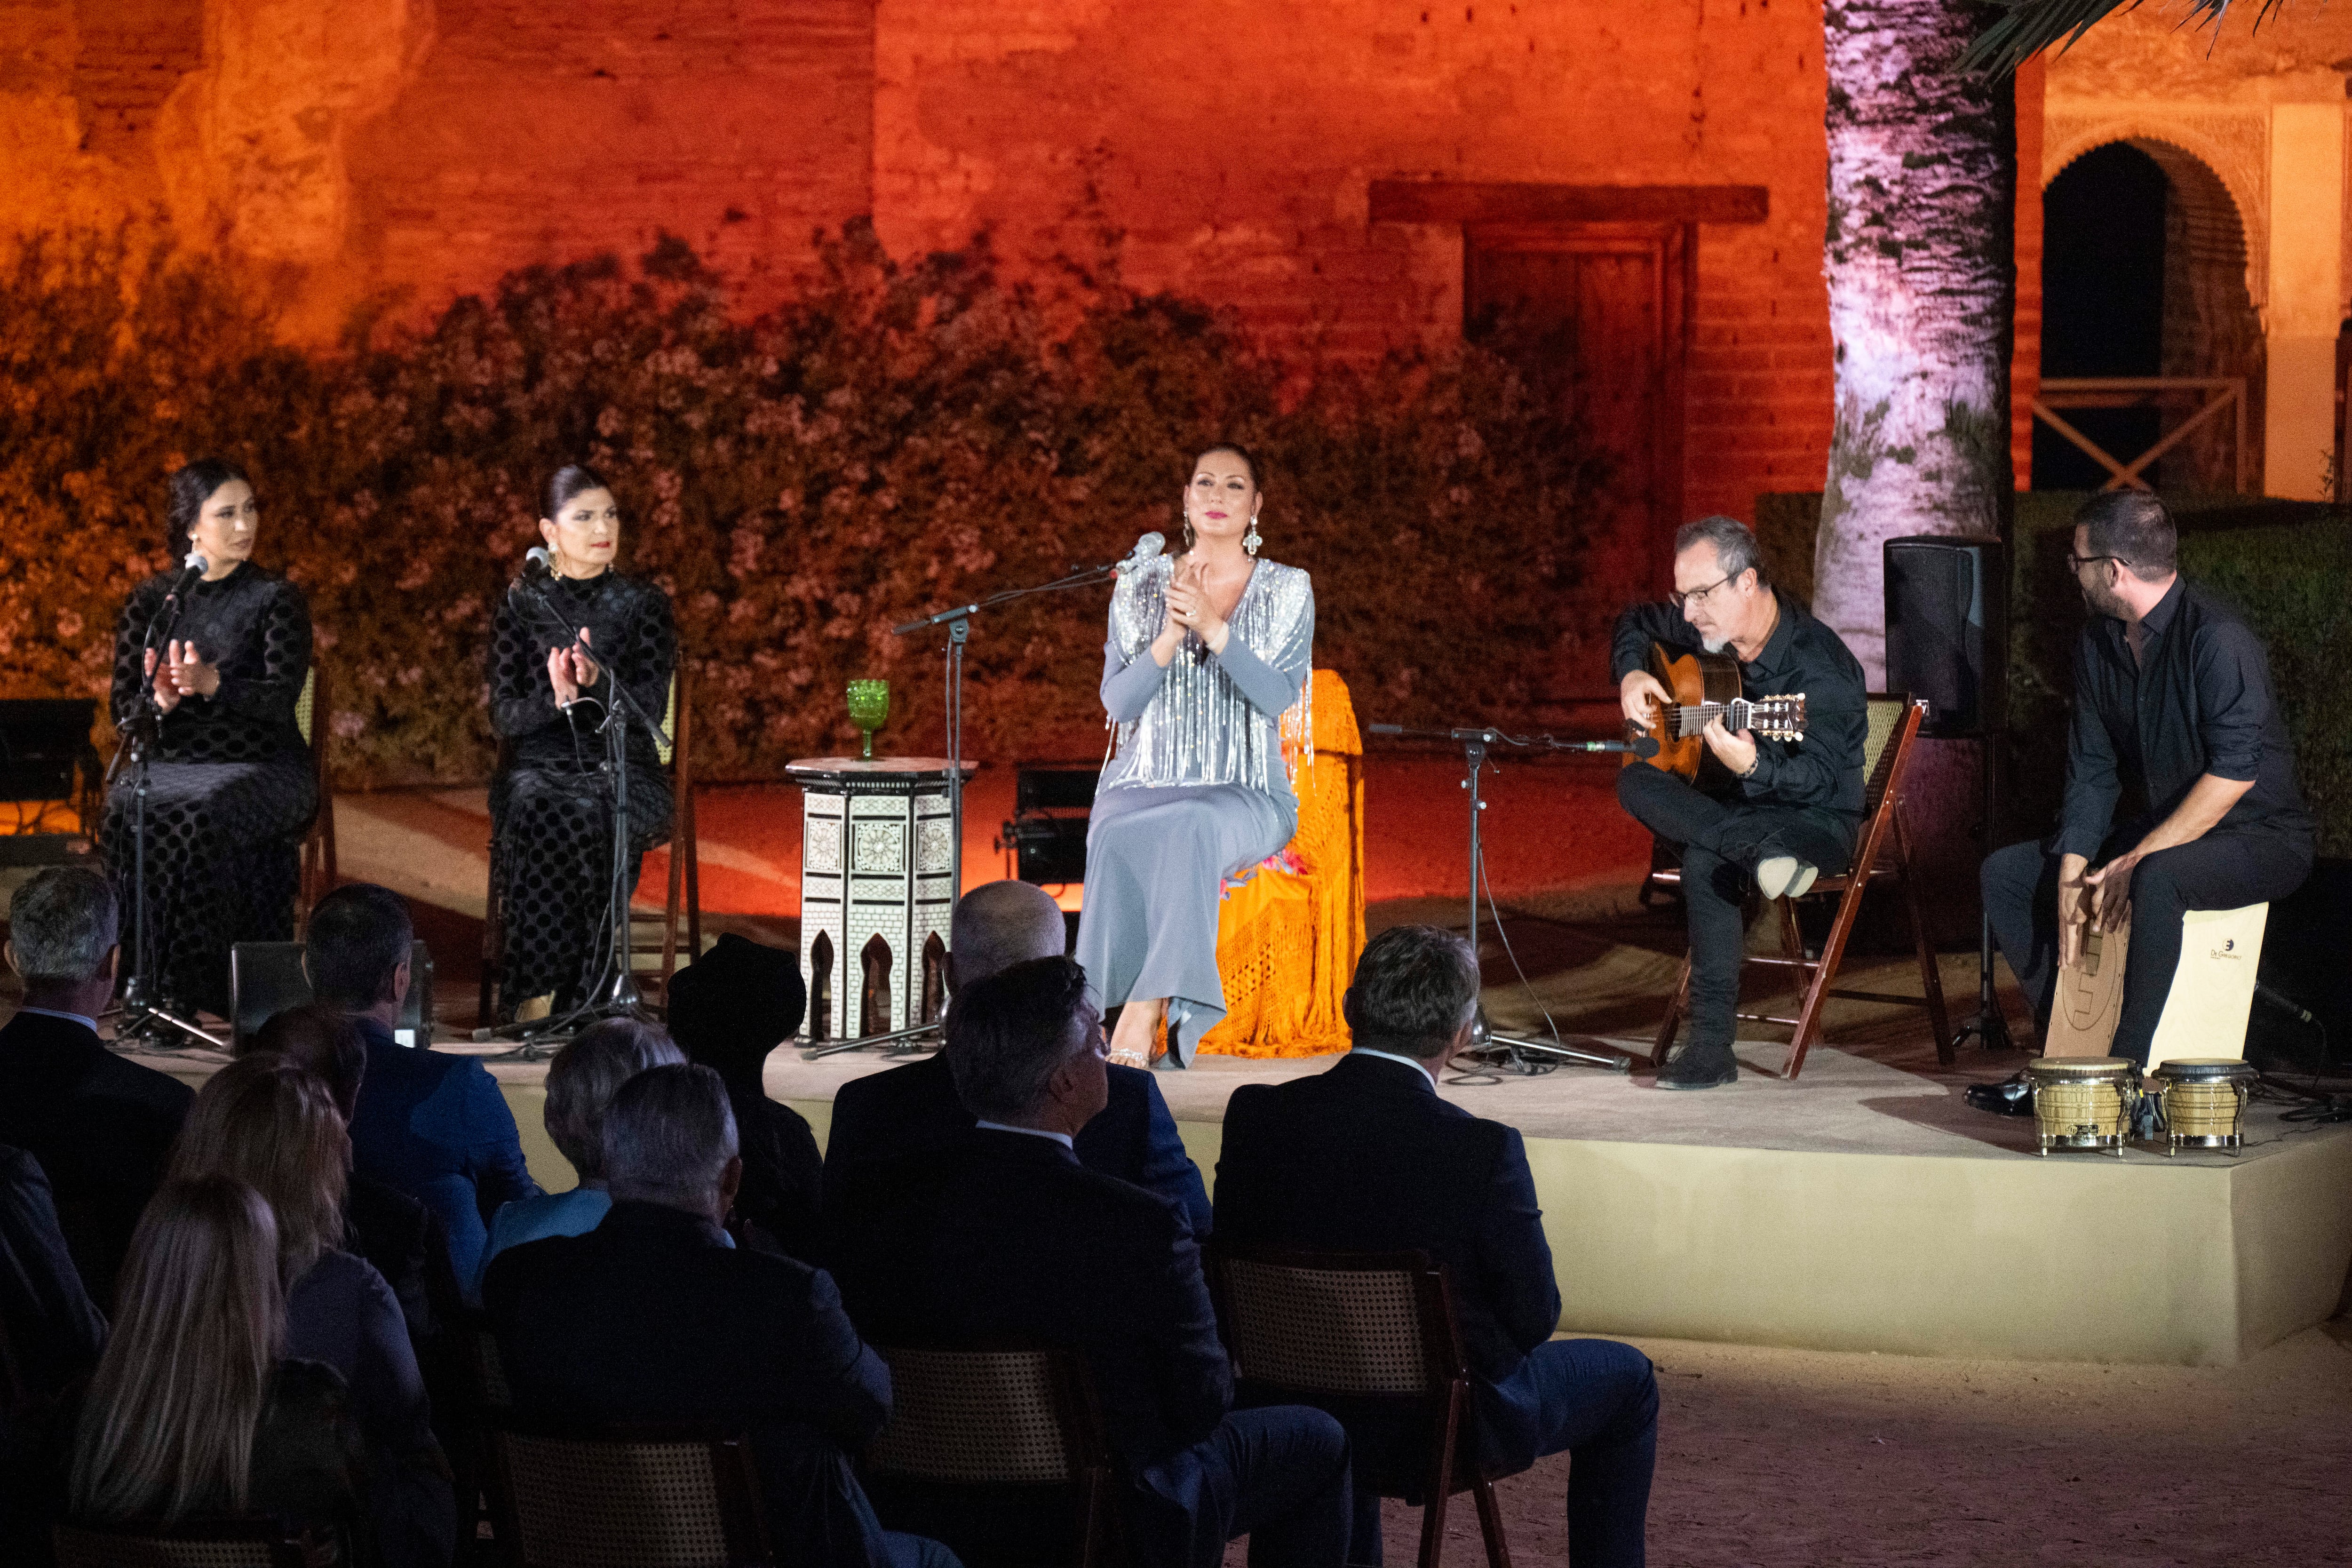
[2027,1057,2137,1157]
[2150,1057,2257,1155]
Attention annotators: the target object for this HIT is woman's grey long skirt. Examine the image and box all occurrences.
[1074,782,1293,1067]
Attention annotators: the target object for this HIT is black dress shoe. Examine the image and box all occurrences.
[1657,1042,1740,1090]
[1964,1071,2035,1117]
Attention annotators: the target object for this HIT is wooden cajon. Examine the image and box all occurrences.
[2039,903,2269,1068]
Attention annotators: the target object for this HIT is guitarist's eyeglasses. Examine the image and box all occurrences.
[1674,574,1734,611]
[2064,552,2126,573]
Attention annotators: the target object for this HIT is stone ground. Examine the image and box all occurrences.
[1228,1321,2352,1567]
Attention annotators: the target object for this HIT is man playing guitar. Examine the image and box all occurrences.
[1614,517,1869,1089]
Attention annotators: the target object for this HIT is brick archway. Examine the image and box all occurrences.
[2044,123,2264,311]
[2041,130,2265,490]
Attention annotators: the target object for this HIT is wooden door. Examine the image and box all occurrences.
[1464,222,1691,610]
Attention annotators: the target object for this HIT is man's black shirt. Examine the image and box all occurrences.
[1610,588,1869,819]
[2056,576,2313,861]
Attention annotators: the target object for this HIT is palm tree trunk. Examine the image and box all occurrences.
[1815,0,2015,684]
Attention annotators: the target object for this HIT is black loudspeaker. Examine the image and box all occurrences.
[997,766,1099,887]
[0,698,99,803]
[229,940,436,1051]
[1884,535,2009,739]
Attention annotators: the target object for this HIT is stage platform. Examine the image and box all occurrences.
[127,1024,2352,1372]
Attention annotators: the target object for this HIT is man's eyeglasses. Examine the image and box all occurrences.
[2065,552,2127,574]
[1674,574,1734,613]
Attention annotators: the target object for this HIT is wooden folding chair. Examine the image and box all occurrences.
[633,662,703,1010]
[1651,694,1950,1080]
[478,664,702,1026]
[482,1419,772,1568]
[1205,1242,1515,1568]
[293,662,338,933]
[53,1517,307,1568]
[862,1345,1117,1568]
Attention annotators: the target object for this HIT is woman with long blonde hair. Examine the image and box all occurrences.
[68,1176,366,1543]
[169,1057,454,1568]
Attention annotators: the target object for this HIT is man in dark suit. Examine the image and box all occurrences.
[0,1140,105,1402]
[1214,926,1659,1568]
[0,866,193,1309]
[666,933,825,1262]
[483,1064,952,1568]
[305,883,538,1289]
[832,957,1350,1568]
[824,880,1210,1238]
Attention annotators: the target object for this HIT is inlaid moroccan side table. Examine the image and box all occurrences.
[787,756,973,1045]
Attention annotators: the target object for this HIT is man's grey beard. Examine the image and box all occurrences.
[1700,634,1729,654]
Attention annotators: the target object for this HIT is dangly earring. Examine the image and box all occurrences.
[1243,512,1262,557]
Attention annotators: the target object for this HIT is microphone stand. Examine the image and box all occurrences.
[1949,729,2013,1054]
[1366,724,1642,1074]
[890,559,1125,979]
[497,573,672,1055]
[109,569,226,1052]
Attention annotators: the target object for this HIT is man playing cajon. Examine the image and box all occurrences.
[1979,493,2312,1072]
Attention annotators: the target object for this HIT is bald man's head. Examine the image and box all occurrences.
[950,881,1068,992]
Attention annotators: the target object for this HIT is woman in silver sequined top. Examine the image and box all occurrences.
[1074,444,1315,1069]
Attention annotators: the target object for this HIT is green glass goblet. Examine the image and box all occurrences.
[846,679,890,760]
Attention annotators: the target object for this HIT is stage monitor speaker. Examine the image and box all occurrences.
[1884,535,2008,739]
[0,698,100,803]
[999,765,1099,888]
[229,940,435,1051]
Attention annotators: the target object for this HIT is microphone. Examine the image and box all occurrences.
[1557,737,1661,757]
[522,546,554,578]
[1113,532,1166,575]
[165,550,208,601]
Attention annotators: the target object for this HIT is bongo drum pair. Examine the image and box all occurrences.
[2024,1056,2257,1156]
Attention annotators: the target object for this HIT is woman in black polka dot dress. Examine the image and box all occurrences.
[487,465,676,1021]
[103,460,318,1018]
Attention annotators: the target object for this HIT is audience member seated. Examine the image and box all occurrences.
[665,935,823,1261]
[305,883,538,1287]
[831,958,1351,1568]
[478,1017,683,1287]
[1,1142,105,1407]
[1214,926,1659,1568]
[481,1064,954,1568]
[824,881,1210,1238]
[1,1141,108,1566]
[67,1177,370,1564]
[0,867,193,1308]
[171,1056,456,1568]
[249,1004,461,1344]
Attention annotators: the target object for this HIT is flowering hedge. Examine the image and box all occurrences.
[0,227,1601,785]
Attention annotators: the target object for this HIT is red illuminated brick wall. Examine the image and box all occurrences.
[2011,58,2045,493]
[342,0,873,320]
[15,0,2059,517]
[66,0,203,159]
[871,0,1842,526]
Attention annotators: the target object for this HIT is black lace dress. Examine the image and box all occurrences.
[102,563,317,1017]
[488,570,676,1015]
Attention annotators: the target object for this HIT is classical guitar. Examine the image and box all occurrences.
[1626,641,1808,787]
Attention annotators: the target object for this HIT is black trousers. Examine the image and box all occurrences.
[1980,829,2312,1065]
[1617,766,1858,1051]
[1345,1337,1658,1567]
